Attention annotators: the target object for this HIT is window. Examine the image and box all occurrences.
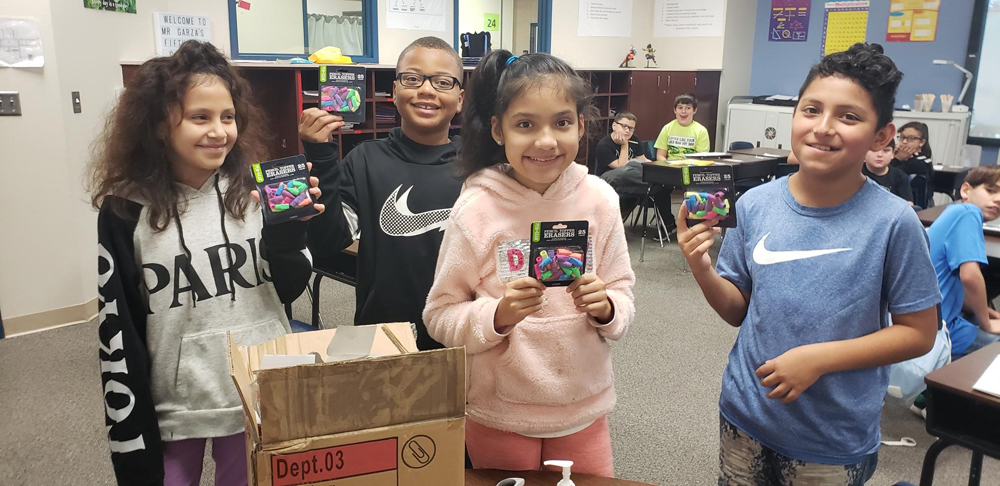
[229,0,377,63]
[968,0,1000,144]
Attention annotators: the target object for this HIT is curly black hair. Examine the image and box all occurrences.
[89,40,268,231]
[458,50,598,179]
[797,43,903,130]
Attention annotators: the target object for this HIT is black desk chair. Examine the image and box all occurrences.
[307,250,358,327]
[730,141,769,198]
[910,174,931,210]
[729,141,754,151]
[774,163,799,178]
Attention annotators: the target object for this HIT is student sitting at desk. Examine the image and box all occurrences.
[863,138,913,205]
[927,165,1000,360]
[595,112,665,220]
[654,93,710,161]
[891,121,933,178]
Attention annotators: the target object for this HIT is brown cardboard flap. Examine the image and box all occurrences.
[257,347,465,445]
[244,323,417,369]
[228,332,261,444]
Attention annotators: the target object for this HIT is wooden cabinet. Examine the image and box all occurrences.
[121,63,720,173]
[626,70,720,151]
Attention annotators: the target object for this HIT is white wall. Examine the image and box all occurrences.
[550,0,725,70]
[501,0,514,52]
[376,0,456,65]
[307,0,363,16]
[0,0,230,327]
[512,0,537,55]
[715,0,756,150]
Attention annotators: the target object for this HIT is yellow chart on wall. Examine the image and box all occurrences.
[886,0,940,42]
[822,1,870,57]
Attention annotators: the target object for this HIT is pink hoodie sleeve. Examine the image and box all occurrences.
[423,224,509,355]
[588,198,635,341]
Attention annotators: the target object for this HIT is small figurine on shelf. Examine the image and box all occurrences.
[642,44,657,68]
[619,45,637,68]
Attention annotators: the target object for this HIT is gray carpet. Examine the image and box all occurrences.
[1,229,998,485]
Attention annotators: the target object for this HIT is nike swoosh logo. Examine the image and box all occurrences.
[752,233,851,265]
[379,185,451,237]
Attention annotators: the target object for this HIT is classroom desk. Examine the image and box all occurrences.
[729,147,792,159]
[641,152,787,188]
[932,166,971,201]
[919,342,1000,486]
[465,469,654,486]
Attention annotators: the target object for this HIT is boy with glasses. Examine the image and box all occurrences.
[594,112,644,176]
[270,36,465,351]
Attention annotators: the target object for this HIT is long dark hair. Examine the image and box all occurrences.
[88,40,267,231]
[458,50,597,179]
[898,121,933,159]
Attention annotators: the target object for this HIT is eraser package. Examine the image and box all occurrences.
[681,165,737,228]
[319,65,366,123]
[251,155,319,225]
[528,221,589,287]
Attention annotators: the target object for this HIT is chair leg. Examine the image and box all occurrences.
[640,195,650,263]
[653,204,670,245]
[311,274,324,327]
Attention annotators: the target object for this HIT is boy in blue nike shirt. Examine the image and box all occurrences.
[678,43,941,485]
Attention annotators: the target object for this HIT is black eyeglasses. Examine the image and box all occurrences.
[614,121,636,132]
[899,135,924,143]
[396,72,462,91]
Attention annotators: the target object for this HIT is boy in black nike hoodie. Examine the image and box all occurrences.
[275,37,465,350]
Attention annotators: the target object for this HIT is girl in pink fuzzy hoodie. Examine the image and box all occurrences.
[423,50,635,477]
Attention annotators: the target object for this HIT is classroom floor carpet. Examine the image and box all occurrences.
[2,224,998,485]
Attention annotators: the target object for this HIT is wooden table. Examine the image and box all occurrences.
[466,469,654,486]
[729,147,792,159]
[932,166,971,201]
[920,342,1000,486]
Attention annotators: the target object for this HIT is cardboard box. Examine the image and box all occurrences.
[229,323,466,486]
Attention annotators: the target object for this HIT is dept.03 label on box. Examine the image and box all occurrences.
[271,438,397,486]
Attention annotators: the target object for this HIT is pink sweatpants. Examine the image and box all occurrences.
[465,416,615,477]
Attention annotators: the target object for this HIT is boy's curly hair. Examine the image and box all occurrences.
[797,43,903,131]
[88,40,268,231]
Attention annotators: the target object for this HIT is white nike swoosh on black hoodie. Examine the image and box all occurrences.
[270,127,463,350]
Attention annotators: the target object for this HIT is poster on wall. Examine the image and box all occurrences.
[578,0,633,37]
[822,1,869,57]
[653,0,724,38]
[0,18,44,68]
[770,0,810,42]
[484,13,499,32]
[154,13,211,56]
[886,0,939,42]
[83,0,136,14]
[386,0,445,32]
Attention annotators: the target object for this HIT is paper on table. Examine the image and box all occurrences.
[972,355,1000,398]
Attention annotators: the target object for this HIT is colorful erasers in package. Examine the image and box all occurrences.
[319,65,366,123]
[528,221,589,287]
[681,165,737,228]
[251,154,319,225]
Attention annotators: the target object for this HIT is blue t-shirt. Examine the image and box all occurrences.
[716,177,941,465]
[926,204,988,355]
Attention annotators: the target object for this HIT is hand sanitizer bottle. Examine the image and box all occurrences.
[543,460,575,486]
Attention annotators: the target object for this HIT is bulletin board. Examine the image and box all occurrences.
[821,1,869,57]
[886,0,939,42]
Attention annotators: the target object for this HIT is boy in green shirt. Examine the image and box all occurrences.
[654,93,711,160]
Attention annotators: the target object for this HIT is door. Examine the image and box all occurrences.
[628,72,666,142]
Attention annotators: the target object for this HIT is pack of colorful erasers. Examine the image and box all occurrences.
[681,165,737,228]
[528,221,589,287]
[251,155,319,225]
[319,65,366,123]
